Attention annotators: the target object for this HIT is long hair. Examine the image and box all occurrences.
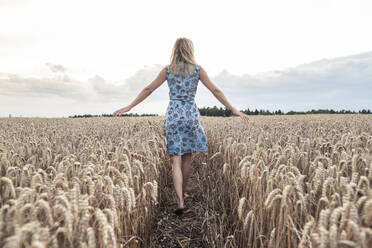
[169,37,197,78]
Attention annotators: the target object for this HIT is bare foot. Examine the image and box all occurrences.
[176,196,184,209]
[174,207,184,215]
[175,197,185,216]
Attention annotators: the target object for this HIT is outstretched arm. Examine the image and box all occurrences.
[113,67,167,116]
[199,66,249,123]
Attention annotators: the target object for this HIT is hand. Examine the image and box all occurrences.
[237,112,249,123]
[113,106,132,116]
[232,108,249,123]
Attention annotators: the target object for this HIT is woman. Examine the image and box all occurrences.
[113,37,249,215]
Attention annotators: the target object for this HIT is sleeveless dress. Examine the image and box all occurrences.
[164,64,208,156]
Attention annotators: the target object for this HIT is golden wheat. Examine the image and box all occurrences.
[0,114,371,247]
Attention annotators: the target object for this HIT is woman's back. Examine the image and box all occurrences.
[164,63,207,156]
[166,64,200,102]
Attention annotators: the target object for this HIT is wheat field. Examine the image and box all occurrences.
[0,114,371,247]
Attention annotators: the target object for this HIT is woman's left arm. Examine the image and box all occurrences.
[113,68,167,116]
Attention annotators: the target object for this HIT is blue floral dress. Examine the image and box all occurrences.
[164,64,208,156]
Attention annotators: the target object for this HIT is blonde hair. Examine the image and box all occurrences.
[169,37,198,78]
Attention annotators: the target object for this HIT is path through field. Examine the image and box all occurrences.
[151,162,209,247]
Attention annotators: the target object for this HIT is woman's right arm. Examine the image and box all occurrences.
[199,66,249,123]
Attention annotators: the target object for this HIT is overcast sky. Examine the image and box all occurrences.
[1,0,371,117]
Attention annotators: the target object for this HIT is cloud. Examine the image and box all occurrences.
[0,72,93,101]
[45,63,67,73]
[199,51,372,111]
[1,51,372,117]
[0,64,168,103]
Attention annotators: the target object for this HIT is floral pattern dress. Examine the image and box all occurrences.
[164,65,208,156]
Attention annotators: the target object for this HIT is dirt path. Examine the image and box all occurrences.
[151,163,209,248]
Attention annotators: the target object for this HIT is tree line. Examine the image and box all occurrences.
[67,107,371,118]
[198,106,371,116]
[199,106,371,117]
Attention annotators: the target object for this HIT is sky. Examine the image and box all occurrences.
[1,0,371,117]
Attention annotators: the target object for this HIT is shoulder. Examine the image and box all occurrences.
[194,64,202,79]
[194,64,201,73]
[198,66,210,81]
[163,65,170,77]
[198,65,206,75]
[196,64,206,72]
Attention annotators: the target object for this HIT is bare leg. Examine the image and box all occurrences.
[181,153,192,198]
[171,155,184,208]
